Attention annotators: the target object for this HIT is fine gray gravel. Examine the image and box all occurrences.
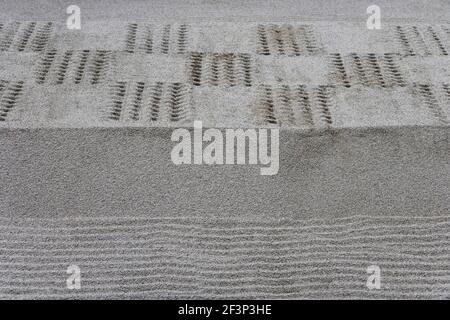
[0,0,449,299]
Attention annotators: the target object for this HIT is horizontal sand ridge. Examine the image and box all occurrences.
[1,215,449,299]
[1,126,449,299]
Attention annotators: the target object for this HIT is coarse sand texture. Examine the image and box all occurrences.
[0,0,449,299]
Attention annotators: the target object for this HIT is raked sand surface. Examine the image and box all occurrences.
[0,0,449,299]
